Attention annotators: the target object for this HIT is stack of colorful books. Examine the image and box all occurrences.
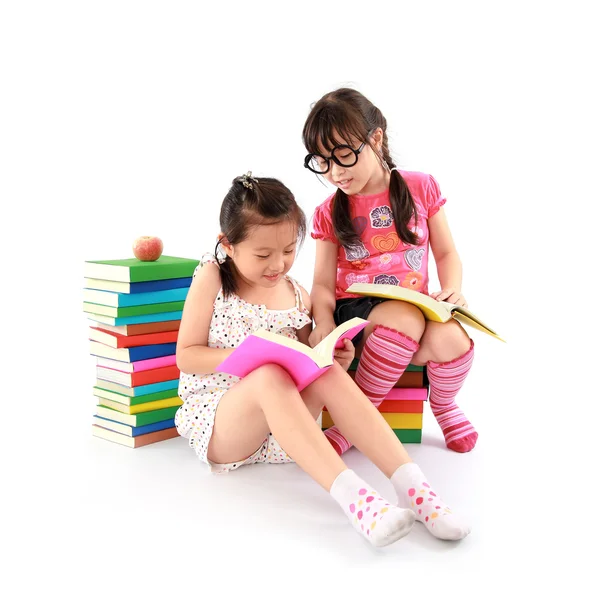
[322,359,429,443]
[83,255,199,448]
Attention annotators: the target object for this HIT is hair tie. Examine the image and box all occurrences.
[240,171,258,190]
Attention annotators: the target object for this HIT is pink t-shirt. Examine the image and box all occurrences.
[310,170,447,300]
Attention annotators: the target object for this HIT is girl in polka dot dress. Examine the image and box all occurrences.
[175,172,471,547]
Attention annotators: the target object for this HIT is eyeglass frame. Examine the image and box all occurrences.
[303,136,371,175]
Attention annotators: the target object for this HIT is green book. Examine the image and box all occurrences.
[84,256,200,283]
[95,404,179,427]
[93,386,178,405]
[392,429,422,443]
[349,358,424,372]
[320,425,422,444]
[83,300,185,317]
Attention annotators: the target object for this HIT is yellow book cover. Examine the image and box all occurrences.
[322,411,423,429]
[346,283,505,342]
[95,396,182,415]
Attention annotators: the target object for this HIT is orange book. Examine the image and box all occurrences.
[87,320,181,336]
[89,327,179,348]
[96,364,180,387]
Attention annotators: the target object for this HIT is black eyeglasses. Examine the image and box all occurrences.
[304,141,367,174]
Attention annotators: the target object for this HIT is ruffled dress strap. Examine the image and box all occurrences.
[285,276,310,317]
[200,252,222,268]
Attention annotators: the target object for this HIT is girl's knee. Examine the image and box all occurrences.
[419,321,471,361]
[371,300,426,339]
[251,363,295,387]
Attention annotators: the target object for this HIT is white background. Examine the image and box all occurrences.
[2,0,598,596]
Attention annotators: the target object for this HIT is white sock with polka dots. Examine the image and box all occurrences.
[391,462,471,541]
[329,469,415,547]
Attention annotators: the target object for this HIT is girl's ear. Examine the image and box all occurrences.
[218,234,234,258]
[370,127,384,150]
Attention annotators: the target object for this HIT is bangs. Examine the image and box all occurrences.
[241,207,307,245]
[303,104,369,155]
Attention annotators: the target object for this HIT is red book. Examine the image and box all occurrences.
[377,399,424,413]
[377,388,427,413]
[89,327,179,348]
[96,364,180,387]
[87,320,181,336]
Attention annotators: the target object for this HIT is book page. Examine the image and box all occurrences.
[252,328,328,364]
[313,317,368,358]
[449,308,505,342]
[216,330,332,390]
[346,283,450,322]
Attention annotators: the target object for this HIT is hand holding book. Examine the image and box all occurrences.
[216,317,368,391]
[429,288,468,307]
[332,338,355,371]
[346,283,505,342]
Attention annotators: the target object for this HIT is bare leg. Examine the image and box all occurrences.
[410,320,470,365]
[208,363,345,490]
[303,362,471,541]
[323,302,424,455]
[304,361,413,477]
[355,300,425,357]
[208,364,416,546]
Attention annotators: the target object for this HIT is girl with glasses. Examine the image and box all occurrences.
[175,172,469,545]
[304,87,478,461]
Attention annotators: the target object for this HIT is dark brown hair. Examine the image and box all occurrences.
[302,87,419,247]
[215,175,306,297]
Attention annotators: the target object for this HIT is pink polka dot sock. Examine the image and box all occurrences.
[329,469,415,547]
[391,462,470,541]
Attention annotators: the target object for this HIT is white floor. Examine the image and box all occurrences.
[18,391,486,598]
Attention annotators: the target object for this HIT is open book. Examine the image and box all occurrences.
[216,317,368,391]
[346,283,505,342]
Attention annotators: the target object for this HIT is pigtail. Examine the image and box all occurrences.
[332,188,361,248]
[302,87,421,248]
[389,169,420,245]
[381,136,419,246]
[213,239,237,298]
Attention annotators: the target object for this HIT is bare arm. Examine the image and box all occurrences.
[428,207,467,306]
[297,282,353,369]
[310,239,338,328]
[176,263,234,374]
[296,284,313,347]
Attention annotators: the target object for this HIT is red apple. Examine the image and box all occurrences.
[132,236,163,261]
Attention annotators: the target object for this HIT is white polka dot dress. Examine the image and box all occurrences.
[175,255,312,474]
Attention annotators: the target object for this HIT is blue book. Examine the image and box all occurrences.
[90,341,177,362]
[87,311,184,326]
[84,277,192,294]
[94,379,180,397]
[93,415,176,437]
[83,287,189,307]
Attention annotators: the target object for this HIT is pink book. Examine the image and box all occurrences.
[216,317,368,391]
[95,354,177,373]
[385,388,428,401]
